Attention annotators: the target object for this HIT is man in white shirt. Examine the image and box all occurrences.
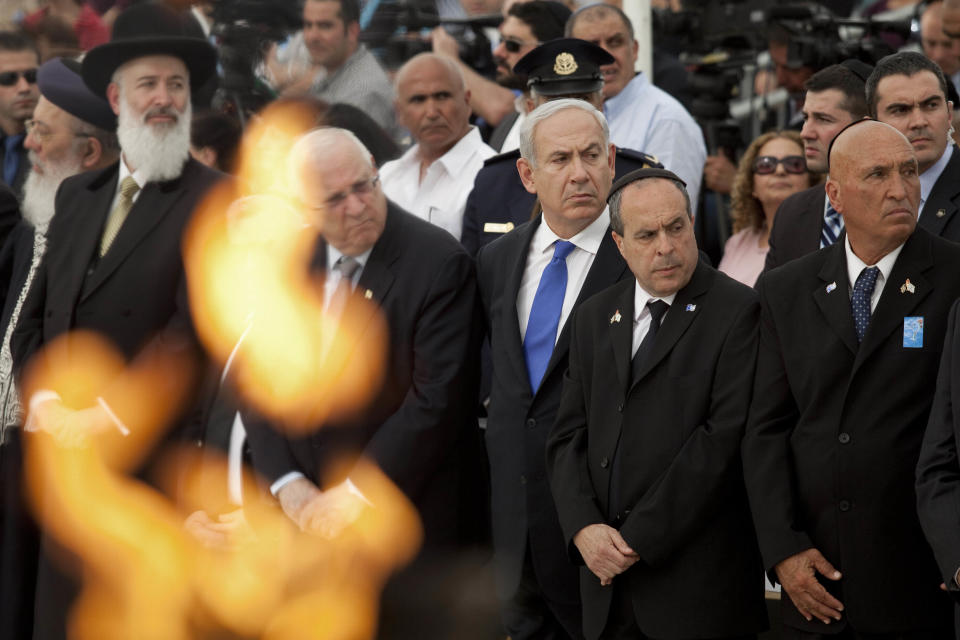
[566,3,706,207]
[379,53,494,239]
[868,51,960,243]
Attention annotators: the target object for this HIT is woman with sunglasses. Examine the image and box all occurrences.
[718,130,820,287]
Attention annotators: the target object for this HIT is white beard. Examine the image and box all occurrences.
[116,94,192,183]
[21,150,85,235]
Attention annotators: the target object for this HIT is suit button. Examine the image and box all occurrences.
[520,474,527,485]
[838,433,851,444]
[617,404,623,412]
[839,500,851,512]
[526,418,536,428]
[600,457,609,469]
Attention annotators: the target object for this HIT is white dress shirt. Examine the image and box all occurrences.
[380,126,495,239]
[918,144,954,218]
[603,73,707,207]
[844,236,904,313]
[631,282,677,355]
[517,208,610,341]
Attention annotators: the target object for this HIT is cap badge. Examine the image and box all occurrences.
[554,52,578,76]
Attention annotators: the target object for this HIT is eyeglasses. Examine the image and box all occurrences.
[323,175,380,209]
[0,69,37,87]
[24,119,92,144]
[501,37,540,53]
[753,155,807,175]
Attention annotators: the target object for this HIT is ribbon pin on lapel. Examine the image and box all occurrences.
[610,310,622,324]
[685,304,696,312]
[364,289,373,299]
[826,282,837,293]
[900,279,915,294]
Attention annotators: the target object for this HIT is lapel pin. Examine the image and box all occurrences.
[937,208,946,218]
[610,310,622,324]
[364,289,373,299]
[826,282,837,293]
[685,304,696,312]
[900,279,915,294]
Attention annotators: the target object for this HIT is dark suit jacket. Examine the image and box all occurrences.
[764,183,825,273]
[245,203,484,550]
[917,298,960,620]
[546,262,767,640]
[476,215,630,607]
[462,148,662,256]
[744,227,960,634]
[919,144,960,243]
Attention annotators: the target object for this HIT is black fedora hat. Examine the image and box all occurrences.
[82,1,217,98]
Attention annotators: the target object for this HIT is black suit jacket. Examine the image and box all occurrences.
[245,203,484,550]
[744,227,960,634]
[476,215,630,606]
[918,144,960,243]
[764,184,825,273]
[546,262,767,640]
[462,148,662,256]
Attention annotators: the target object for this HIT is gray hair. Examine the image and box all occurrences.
[519,98,610,168]
[609,177,691,235]
[289,126,375,199]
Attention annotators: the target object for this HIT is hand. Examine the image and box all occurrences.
[573,523,639,586]
[774,548,844,624]
[276,477,322,526]
[25,397,112,448]
[431,27,460,59]
[703,151,736,195]
[298,482,369,539]
[185,509,257,550]
[754,69,777,96]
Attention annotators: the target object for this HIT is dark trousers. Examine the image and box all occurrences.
[600,582,757,640]
[501,539,584,640]
[782,626,952,640]
[0,429,39,640]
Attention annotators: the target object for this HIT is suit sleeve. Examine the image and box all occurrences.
[741,274,815,573]
[358,249,481,498]
[461,176,483,257]
[546,308,605,565]
[618,295,759,565]
[916,298,960,598]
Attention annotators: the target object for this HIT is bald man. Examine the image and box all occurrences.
[379,53,495,240]
[744,120,960,638]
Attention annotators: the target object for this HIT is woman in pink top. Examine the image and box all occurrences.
[718,131,820,286]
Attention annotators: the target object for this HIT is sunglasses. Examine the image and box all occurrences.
[0,69,36,87]
[502,37,540,53]
[753,155,807,175]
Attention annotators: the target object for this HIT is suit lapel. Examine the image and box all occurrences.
[608,280,634,396]
[812,243,859,355]
[917,145,960,237]
[852,231,933,375]
[631,261,711,388]
[60,165,118,309]
[504,219,539,397]
[82,169,188,301]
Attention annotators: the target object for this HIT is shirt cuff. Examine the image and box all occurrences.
[270,471,305,497]
[24,390,61,431]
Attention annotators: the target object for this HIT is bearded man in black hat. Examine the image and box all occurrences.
[8,3,223,638]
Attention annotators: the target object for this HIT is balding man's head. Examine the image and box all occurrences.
[826,120,920,264]
[394,53,471,162]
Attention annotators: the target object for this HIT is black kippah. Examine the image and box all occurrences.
[607,168,686,203]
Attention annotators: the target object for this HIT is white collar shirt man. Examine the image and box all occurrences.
[603,72,707,206]
[379,125,494,239]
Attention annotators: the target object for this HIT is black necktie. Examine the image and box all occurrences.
[631,300,669,383]
[851,266,880,343]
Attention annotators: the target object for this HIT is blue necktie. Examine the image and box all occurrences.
[524,240,576,392]
[851,266,880,343]
[2,134,22,187]
[821,203,844,248]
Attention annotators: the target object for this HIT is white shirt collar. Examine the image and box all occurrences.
[396,126,486,178]
[632,281,677,322]
[532,206,610,258]
[919,143,954,216]
[326,245,373,272]
[118,155,147,192]
[844,234,903,292]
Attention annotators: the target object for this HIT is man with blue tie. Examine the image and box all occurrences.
[477,98,630,639]
[744,119,960,637]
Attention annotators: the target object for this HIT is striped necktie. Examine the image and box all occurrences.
[100,176,140,256]
[820,203,844,248]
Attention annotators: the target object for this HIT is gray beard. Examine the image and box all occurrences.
[116,96,192,183]
[21,152,85,234]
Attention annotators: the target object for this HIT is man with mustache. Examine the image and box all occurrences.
[10,4,222,638]
[477,99,629,639]
[868,51,960,245]
[744,120,960,638]
[378,53,494,240]
[0,55,117,640]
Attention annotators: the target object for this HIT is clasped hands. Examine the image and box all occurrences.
[277,477,369,539]
[775,547,844,624]
[574,523,639,586]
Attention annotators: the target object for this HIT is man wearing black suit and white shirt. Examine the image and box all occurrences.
[744,119,960,637]
[765,61,870,272]
[546,168,767,640]
[477,98,630,639]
